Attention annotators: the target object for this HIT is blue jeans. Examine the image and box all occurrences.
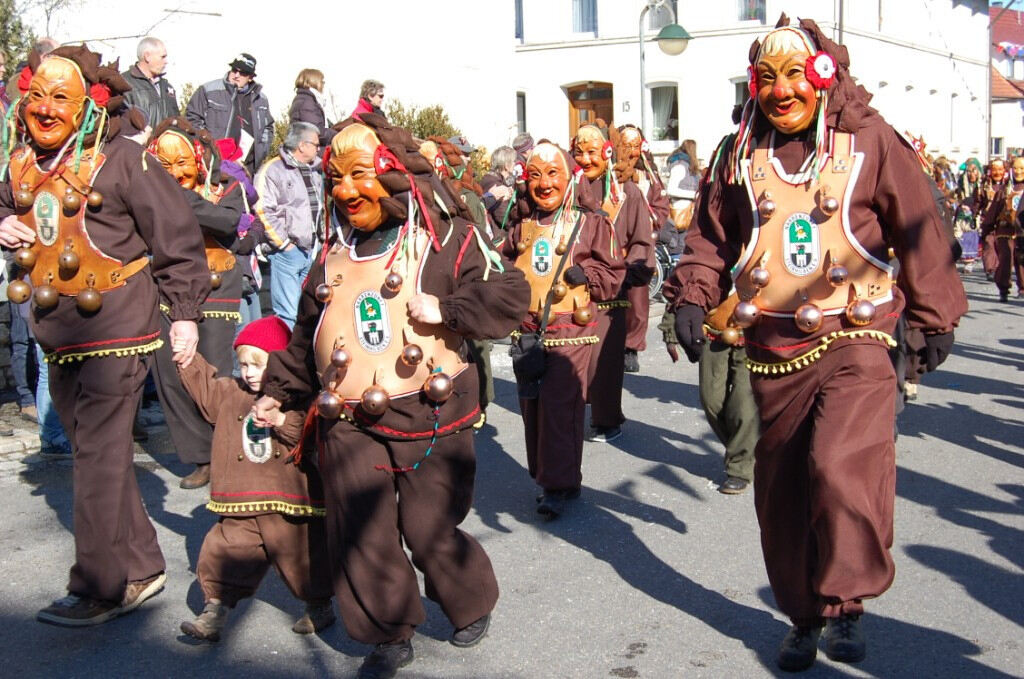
[9,302,35,408]
[268,246,311,328]
[36,343,70,447]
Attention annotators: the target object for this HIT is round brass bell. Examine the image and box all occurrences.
[720,326,742,346]
[209,271,222,290]
[845,298,876,326]
[423,371,453,402]
[315,390,343,419]
[551,282,568,301]
[401,343,423,366]
[330,347,352,370]
[315,283,334,303]
[826,264,849,287]
[515,241,527,254]
[555,242,567,256]
[360,385,390,415]
[749,267,771,288]
[7,279,31,304]
[86,191,103,209]
[794,303,824,333]
[33,284,59,309]
[573,306,592,325]
[731,300,760,328]
[384,271,403,293]
[14,247,36,270]
[14,186,34,208]
[757,192,776,220]
[58,249,80,276]
[62,188,82,213]
[76,287,102,313]
[820,194,840,216]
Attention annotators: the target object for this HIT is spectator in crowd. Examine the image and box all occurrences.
[121,36,178,132]
[351,79,385,118]
[662,139,700,255]
[512,132,534,162]
[5,37,59,101]
[0,50,8,107]
[253,122,323,327]
[216,138,263,329]
[7,301,35,422]
[479,145,516,238]
[186,53,274,175]
[289,68,334,148]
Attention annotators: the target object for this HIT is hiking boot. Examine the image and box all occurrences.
[536,487,581,520]
[450,613,490,648]
[292,600,336,634]
[623,349,640,373]
[179,463,210,489]
[776,623,822,672]
[586,426,622,443]
[181,600,229,642]
[823,614,866,663]
[357,639,414,679]
[719,476,750,494]
[119,573,166,615]
[20,404,38,423]
[37,593,119,627]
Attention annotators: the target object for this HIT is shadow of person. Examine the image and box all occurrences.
[898,400,1024,470]
[622,372,704,411]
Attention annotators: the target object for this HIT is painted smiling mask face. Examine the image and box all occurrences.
[755,35,817,135]
[526,144,570,213]
[155,132,200,190]
[1012,157,1024,184]
[573,127,608,181]
[990,160,1006,183]
[619,127,643,165]
[329,124,390,232]
[24,57,87,151]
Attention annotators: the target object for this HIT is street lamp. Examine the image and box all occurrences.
[639,0,692,138]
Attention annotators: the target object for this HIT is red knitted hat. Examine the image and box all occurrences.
[233,316,292,353]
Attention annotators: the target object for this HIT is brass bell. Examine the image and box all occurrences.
[315,283,333,303]
[423,371,453,402]
[573,305,592,325]
[731,300,760,328]
[515,241,527,254]
[315,390,343,419]
[330,347,352,369]
[401,343,423,366]
[826,264,849,287]
[14,247,36,270]
[551,282,568,301]
[14,185,34,208]
[384,270,403,293]
[360,385,390,415]
[76,286,102,313]
[757,190,776,220]
[720,326,742,345]
[794,303,824,333]
[820,191,839,217]
[845,298,876,326]
[34,284,59,309]
[58,249,80,277]
[210,271,222,290]
[555,241,567,256]
[749,267,771,288]
[62,188,82,213]
[86,191,103,209]
[7,279,31,304]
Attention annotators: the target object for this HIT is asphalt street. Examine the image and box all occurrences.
[0,270,1020,678]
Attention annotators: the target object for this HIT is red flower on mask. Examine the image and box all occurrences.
[747,65,758,100]
[805,51,836,91]
[89,83,111,108]
[17,66,33,94]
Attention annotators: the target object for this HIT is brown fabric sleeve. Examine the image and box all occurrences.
[620,182,654,266]
[576,212,626,301]
[177,352,235,425]
[273,407,308,448]
[874,129,968,333]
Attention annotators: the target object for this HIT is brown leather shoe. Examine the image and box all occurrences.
[119,573,166,614]
[180,464,210,489]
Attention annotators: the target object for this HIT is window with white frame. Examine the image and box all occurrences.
[573,0,598,34]
[650,84,679,142]
[738,0,766,23]
[648,0,678,30]
[515,0,523,40]
[991,137,1004,156]
[517,92,527,134]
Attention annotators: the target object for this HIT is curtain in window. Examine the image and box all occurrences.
[573,0,597,33]
[651,86,677,141]
[515,0,524,40]
[648,0,678,30]
[738,0,766,23]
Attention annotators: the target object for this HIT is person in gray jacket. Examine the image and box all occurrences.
[186,53,274,175]
[121,37,178,132]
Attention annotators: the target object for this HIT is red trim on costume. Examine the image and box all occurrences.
[345,404,481,438]
[204,297,242,304]
[52,331,162,353]
[453,225,475,278]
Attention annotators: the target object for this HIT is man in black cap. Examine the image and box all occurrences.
[186,53,274,174]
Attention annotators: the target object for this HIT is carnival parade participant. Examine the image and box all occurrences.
[954,158,983,273]
[979,156,1024,301]
[667,17,966,670]
[978,158,1008,282]
[149,117,246,488]
[572,123,652,443]
[501,141,624,518]
[614,124,667,373]
[177,315,334,642]
[253,114,529,679]
[0,45,209,625]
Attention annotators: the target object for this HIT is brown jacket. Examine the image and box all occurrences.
[178,353,324,517]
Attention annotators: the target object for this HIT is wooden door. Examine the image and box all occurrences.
[568,83,614,139]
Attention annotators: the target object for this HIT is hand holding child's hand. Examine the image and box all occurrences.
[252,395,282,428]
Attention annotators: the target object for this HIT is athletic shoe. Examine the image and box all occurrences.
[37,593,119,627]
[357,639,414,679]
[776,624,822,672]
[719,476,749,494]
[586,426,622,443]
[823,614,866,663]
[118,573,166,615]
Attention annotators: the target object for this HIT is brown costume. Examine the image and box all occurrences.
[978,174,1024,299]
[178,353,331,607]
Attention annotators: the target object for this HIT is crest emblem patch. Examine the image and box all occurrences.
[354,290,391,353]
[241,413,273,463]
[782,212,820,276]
[531,237,552,276]
[34,191,59,246]
[1014,193,1022,212]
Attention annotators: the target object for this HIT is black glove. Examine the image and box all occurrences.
[625,263,654,288]
[673,304,706,363]
[564,265,588,286]
[922,331,954,372]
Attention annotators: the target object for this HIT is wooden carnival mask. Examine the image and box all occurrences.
[573,126,610,181]
[754,29,819,135]
[618,127,643,164]
[1012,157,1024,183]
[990,160,1006,183]
[154,131,200,190]
[24,57,87,151]
[329,124,391,232]
[526,143,570,213]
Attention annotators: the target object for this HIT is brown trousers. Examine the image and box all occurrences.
[993,236,1023,294]
[196,514,333,607]
[50,354,165,603]
[982,232,998,275]
[318,424,498,644]
[587,306,627,428]
[750,342,896,626]
[625,284,649,352]
[521,340,592,491]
